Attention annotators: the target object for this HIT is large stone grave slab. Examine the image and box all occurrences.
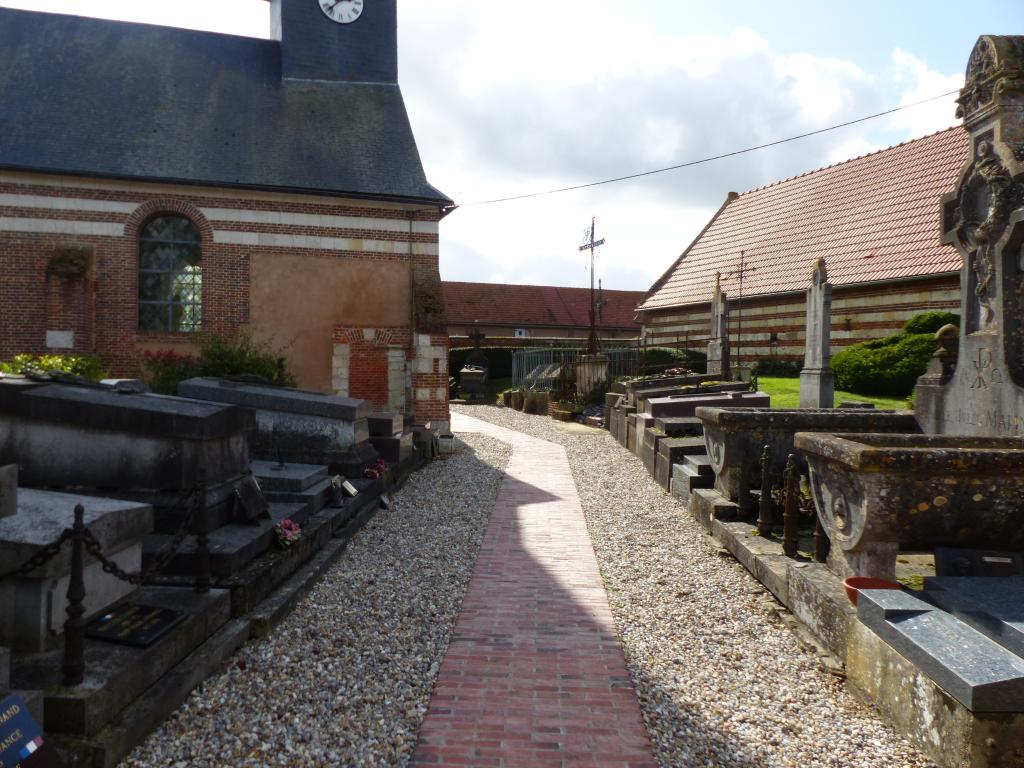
[177,377,376,475]
[0,487,153,652]
[857,588,1024,712]
[646,390,769,419]
[0,378,254,533]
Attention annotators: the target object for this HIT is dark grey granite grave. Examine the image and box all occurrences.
[655,437,707,492]
[368,412,403,437]
[925,577,1024,657]
[0,377,254,533]
[0,488,153,652]
[177,377,376,475]
[370,431,413,464]
[654,416,704,436]
[633,414,656,459]
[646,390,769,419]
[634,382,747,414]
[0,645,9,695]
[935,548,1024,578]
[0,464,13,519]
[857,587,1024,712]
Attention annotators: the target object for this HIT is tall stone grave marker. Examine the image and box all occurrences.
[799,258,835,408]
[706,273,730,378]
[915,36,1024,436]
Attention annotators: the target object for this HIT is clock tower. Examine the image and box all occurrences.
[270,0,398,84]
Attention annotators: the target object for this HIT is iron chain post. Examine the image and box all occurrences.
[62,504,86,687]
[195,468,211,593]
[782,454,800,558]
[756,445,775,537]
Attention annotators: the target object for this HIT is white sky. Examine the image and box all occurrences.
[1,0,997,291]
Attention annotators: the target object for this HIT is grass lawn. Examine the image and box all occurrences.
[757,376,911,410]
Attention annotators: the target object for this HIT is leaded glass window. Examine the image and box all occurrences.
[138,215,202,332]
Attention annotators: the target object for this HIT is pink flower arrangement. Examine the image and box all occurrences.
[274,519,302,548]
[362,458,389,480]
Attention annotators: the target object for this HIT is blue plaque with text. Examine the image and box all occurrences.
[0,694,65,768]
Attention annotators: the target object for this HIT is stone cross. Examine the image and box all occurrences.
[0,465,16,518]
[468,321,485,351]
[707,272,730,378]
[799,258,835,408]
[915,35,1024,436]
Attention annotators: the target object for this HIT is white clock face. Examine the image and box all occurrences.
[319,0,363,24]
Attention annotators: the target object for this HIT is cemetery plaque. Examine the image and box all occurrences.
[85,603,186,648]
[935,547,1024,578]
[233,475,268,523]
[0,693,66,768]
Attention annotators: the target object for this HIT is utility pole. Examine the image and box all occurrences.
[578,217,605,354]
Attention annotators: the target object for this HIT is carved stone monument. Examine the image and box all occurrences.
[706,273,730,378]
[915,35,1024,436]
[799,259,835,408]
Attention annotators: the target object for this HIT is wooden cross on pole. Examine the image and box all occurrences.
[578,217,605,354]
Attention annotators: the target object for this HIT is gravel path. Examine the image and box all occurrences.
[453,404,935,768]
[122,433,510,768]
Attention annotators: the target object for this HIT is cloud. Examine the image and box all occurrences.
[887,48,963,137]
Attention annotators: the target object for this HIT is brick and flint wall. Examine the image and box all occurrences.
[0,169,449,425]
[640,274,960,364]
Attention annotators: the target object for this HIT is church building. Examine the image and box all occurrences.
[0,0,452,430]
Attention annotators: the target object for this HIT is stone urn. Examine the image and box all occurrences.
[795,432,1024,581]
[696,407,919,511]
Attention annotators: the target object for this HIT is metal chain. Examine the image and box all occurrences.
[82,484,202,584]
[0,530,72,582]
[0,479,203,587]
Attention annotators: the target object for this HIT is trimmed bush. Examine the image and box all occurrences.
[832,333,938,396]
[142,331,295,395]
[0,353,106,380]
[904,311,959,335]
[754,358,802,377]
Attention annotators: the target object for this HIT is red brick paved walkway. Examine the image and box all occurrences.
[411,413,656,768]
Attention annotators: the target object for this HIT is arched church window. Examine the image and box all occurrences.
[138,215,202,332]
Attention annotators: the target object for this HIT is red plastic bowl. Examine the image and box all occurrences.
[843,576,902,606]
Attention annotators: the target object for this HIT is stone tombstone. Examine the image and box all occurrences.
[706,272,730,378]
[915,36,1024,436]
[799,258,835,408]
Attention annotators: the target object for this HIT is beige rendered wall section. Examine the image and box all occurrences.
[249,253,411,391]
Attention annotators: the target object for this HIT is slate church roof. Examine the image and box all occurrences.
[639,126,968,312]
[444,281,645,331]
[0,8,450,205]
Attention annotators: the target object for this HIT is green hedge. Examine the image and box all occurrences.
[904,311,959,335]
[643,347,707,374]
[0,353,106,380]
[832,333,938,396]
[754,358,802,377]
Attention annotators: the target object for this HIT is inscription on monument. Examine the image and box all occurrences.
[85,604,186,648]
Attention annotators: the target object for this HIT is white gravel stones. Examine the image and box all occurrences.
[121,433,510,768]
[453,404,936,768]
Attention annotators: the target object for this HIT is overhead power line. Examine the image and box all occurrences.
[459,89,960,207]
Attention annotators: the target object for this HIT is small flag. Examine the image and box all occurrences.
[19,736,44,758]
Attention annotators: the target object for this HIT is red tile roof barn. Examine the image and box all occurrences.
[443,282,644,330]
[639,127,969,312]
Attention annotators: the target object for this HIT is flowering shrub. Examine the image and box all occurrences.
[141,349,201,394]
[273,519,302,548]
[362,458,389,480]
[140,331,296,394]
[0,353,106,380]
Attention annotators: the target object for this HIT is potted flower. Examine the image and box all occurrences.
[274,519,302,548]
